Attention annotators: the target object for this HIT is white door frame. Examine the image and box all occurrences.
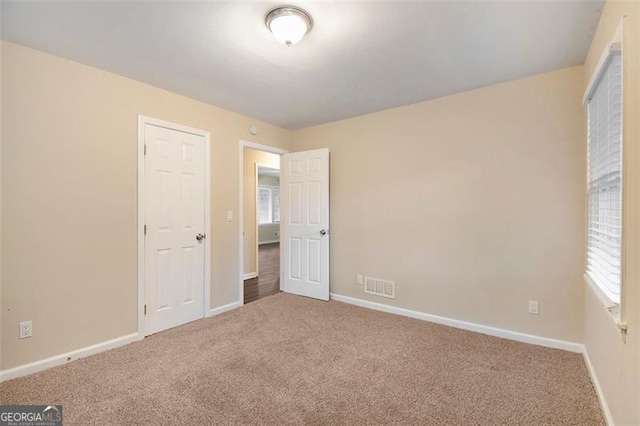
[239,140,288,306]
[137,115,211,336]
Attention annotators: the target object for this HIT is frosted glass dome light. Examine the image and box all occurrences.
[266,6,313,47]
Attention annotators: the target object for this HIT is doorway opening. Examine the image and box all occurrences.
[239,141,330,305]
[245,155,281,303]
[240,142,288,305]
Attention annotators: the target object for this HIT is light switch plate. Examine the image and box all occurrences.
[226,210,234,222]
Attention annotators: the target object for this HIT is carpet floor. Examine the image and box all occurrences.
[1,293,603,425]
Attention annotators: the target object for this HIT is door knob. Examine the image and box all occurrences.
[320,229,329,236]
[196,233,206,242]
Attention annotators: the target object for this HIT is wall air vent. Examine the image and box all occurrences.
[364,276,396,299]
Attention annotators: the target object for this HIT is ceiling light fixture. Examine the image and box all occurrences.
[265,6,313,47]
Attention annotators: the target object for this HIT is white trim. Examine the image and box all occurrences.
[0,333,141,382]
[137,118,146,339]
[1,298,241,382]
[244,272,258,280]
[238,140,288,307]
[330,293,583,353]
[254,163,260,278]
[206,300,242,318]
[259,239,280,245]
[582,349,615,426]
[584,274,625,333]
[137,116,211,337]
[583,21,623,104]
[204,127,212,323]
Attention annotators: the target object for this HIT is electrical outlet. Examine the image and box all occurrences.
[19,321,32,339]
[528,300,539,315]
[356,274,363,285]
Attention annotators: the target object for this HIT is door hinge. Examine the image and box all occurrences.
[144,224,147,235]
[144,304,147,315]
[144,144,147,156]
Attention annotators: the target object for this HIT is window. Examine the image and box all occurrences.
[586,48,623,304]
[258,186,280,225]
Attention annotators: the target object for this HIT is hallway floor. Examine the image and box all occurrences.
[244,242,280,304]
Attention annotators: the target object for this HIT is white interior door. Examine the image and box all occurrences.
[144,123,205,335]
[281,149,330,301]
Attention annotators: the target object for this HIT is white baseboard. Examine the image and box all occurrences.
[259,239,279,245]
[330,293,584,353]
[0,332,141,383]
[582,349,614,426]
[207,300,242,318]
[243,272,258,280]
[3,294,607,423]
[2,302,243,383]
[331,293,617,422]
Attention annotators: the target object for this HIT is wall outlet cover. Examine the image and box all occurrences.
[19,321,33,339]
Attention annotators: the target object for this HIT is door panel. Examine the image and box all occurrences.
[144,123,205,335]
[281,149,330,301]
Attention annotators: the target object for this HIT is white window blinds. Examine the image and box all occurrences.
[586,50,622,304]
[258,187,272,224]
[258,186,280,225]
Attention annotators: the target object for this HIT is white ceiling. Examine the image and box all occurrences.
[1,1,604,130]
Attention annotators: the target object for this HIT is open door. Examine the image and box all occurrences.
[281,149,330,301]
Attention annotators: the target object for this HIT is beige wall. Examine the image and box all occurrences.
[1,26,623,406]
[258,225,280,245]
[0,41,291,369]
[258,175,280,187]
[583,1,640,424]
[242,149,280,275]
[291,66,586,343]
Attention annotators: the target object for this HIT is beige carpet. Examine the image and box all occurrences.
[1,293,603,425]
